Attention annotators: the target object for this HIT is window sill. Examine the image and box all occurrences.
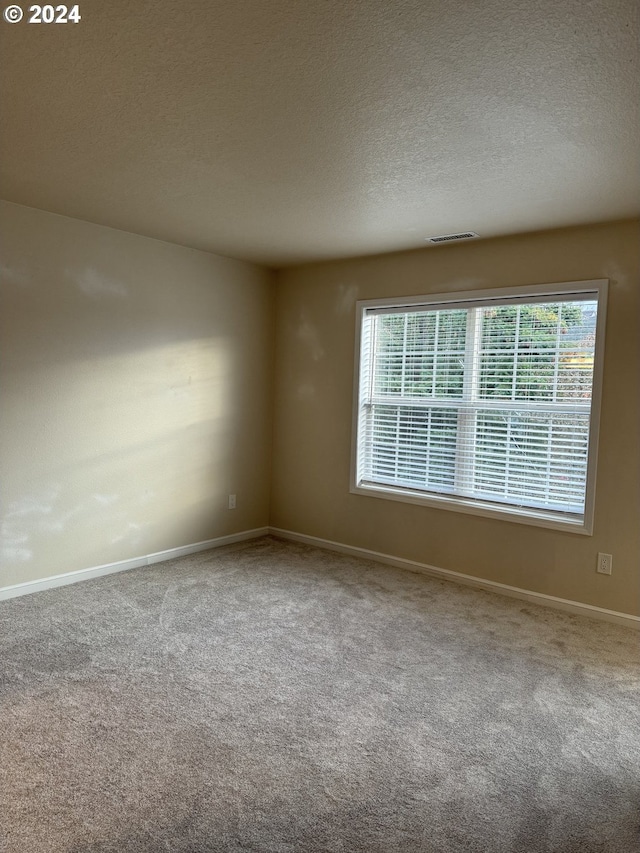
[350,481,592,535]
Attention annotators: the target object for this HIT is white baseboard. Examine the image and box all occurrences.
[269,527,640,631]
[0,527,269,602]
[4,524,638,630]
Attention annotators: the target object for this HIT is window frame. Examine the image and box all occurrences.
[350,280,608,535]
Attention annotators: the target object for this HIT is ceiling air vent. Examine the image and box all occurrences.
[426,232,479,244]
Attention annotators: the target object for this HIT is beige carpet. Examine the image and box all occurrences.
[1,536,638,852]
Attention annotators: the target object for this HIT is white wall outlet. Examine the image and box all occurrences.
[596,553,612,575]
[228,494,236,510]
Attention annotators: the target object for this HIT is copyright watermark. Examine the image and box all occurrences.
[3,5,23,22]
[3,5,81,23]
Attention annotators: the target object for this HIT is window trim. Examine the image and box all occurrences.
[350,280,608,535]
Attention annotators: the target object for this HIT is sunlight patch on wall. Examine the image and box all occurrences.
[1,337,235,581]
[0,486,61,564]
[296,383,316,401]
[296,313,325,361]
[336,282,359,315]
[0,262,29,286]
[69,267,129,299]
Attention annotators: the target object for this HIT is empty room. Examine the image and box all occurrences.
[1,2,638,852]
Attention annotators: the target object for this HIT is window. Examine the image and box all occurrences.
[351,280,607,533]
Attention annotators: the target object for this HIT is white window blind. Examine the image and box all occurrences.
[352,282,606,532]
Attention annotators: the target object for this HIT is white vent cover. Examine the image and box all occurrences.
[426,232,479,244]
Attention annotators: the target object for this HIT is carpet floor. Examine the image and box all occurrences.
[1,536,638,852]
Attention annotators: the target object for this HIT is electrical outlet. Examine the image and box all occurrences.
[228,494,236,510]
[596,553,612,575]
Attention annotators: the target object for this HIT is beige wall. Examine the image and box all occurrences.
[271,220,640,616]
[2,204,637,616]
[0,201,274,587]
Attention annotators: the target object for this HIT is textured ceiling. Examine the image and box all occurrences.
[1,0,638,266]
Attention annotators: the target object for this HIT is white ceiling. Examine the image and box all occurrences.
[1,0,638,267]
